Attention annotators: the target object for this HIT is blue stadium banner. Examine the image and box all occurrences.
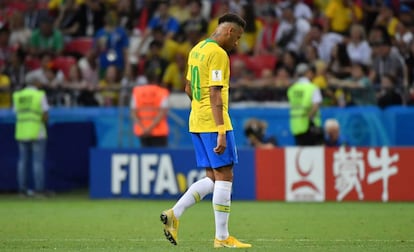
[90,148,255,200]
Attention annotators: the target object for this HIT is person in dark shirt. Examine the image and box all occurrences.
[324,118,347,147]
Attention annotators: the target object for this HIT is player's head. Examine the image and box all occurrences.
[216,13,246,52]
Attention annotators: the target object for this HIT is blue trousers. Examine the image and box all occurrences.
[17,139,46,193]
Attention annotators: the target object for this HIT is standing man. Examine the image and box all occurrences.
[160,13,251,248]
[287,63,323,146]
[13,78,49,196]
[130,70,169,147]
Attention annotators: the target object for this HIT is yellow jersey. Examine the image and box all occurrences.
[186,39,233,133]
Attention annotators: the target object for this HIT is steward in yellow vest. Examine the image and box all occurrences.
[13,83,49,196]
[287,63,323,146]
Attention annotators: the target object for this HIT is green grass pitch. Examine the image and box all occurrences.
[0,193,413,251]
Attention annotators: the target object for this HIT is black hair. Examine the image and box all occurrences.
[218,13,246,29]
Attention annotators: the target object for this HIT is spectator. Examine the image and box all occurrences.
[98,65,120,106]
[76,0,106,37]
[328,62,376,106]
[324,0,363,35]
[135,1,180,56]
[302,22,343,63]
[346,23,372,65]
[254,7,278,56]
[276,0,313,21]
[244,118,277,149]
[328,42,352,79]
[162,51,187,92]
[207,0,230,36]
[324,118,347,147]
[395,21,414,55]
[143,40,169,84]
[376,74,403,109]
[24,0,45,30]
[8,11,32,49]
[177,0,208,44]
[3,47,27,91]
[29,15,64,56]
[0,26,13,65]
[61,64,88,106]
[374,4,400,37]
[0,66,11,108]
[94,11,129,76]
[370,34,408,90]
[130,69,170,147]
[116,0,135,32]
[78,48,99,87]
[274,50,298,77]
[53,0,81,40]
[169,0,191,24]
[273,66,292,89]
[275,3,310,55]
[12,76,49,197]
[287,63,323,146]
[237,3,263,55]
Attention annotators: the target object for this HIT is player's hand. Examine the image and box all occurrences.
[214,134,226,155]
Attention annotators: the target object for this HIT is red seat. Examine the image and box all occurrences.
[246,55,277,77]
[53,56,77,78]
[25,57,41,70]
[64,37,94,57]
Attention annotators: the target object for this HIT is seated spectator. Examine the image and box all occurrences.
[61,64,88,106]
[273,66,292,89]
[143,40,169,84]
[176,0,207,44]
[376,74,403,109]
[162,51,187,92]
[24,0,46,30]
[29,15,64,57]
[8,11,32,49]
[324,118,347,147]
[312,60,336,106]
[395,21,414,55]
[78,48,99,88]
[98,65,120,106]
[168,0,191,24]
[346,24,372,65]
[25,52,65,105]
[244,118,277,149]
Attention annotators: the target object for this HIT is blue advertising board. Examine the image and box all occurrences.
[90,148,256,200]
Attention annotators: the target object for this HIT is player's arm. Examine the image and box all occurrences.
[184,80,192,100]
[210,85,226,154]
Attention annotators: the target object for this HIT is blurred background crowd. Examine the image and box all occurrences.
[0,0,414,109]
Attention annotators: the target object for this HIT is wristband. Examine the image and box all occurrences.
[217,124,226,135]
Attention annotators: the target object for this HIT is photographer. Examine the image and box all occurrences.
[244,118,277,149]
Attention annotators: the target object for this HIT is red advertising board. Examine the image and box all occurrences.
[256,147,414,202]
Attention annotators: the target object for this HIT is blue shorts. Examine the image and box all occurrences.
[191,131,238,169]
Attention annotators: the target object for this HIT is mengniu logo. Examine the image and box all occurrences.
[285,147,325,202]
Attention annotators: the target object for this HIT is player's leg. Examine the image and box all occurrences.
[202,131,251,248]
[160,133,215,245]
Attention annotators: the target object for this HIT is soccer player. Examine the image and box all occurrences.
[160,13,252,248]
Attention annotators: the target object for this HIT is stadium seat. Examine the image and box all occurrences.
[64,37,94,57]
[25,57,41,70]
[53,56,77,78]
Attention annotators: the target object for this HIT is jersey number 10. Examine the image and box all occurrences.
[190,65,201,101]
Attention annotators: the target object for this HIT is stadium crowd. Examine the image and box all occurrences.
[0,0,414,108]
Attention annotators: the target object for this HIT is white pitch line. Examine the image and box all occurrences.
[2,238,414,243]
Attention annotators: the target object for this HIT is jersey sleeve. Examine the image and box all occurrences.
[208,50,228,87]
